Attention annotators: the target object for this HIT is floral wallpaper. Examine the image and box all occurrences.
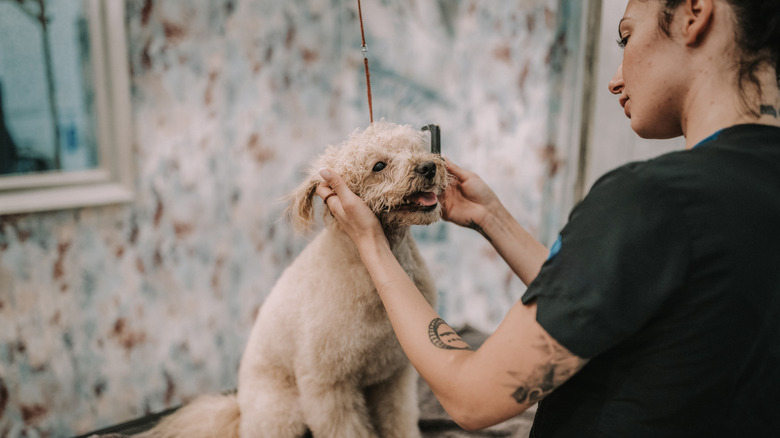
[0,0,583,435]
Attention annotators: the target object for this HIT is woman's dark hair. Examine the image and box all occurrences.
[656,0,780,112]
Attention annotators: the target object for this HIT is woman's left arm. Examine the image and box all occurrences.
[317,169,588,430]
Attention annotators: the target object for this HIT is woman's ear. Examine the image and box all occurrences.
[681,0,714,46]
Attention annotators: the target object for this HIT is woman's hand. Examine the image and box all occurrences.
[316,168,388,250]
[444,158,547,286]
[441,159,502,231]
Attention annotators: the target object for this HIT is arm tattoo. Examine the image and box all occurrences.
[507,333,588,404]
[428,318,472,350]
[467,220,492,243]
[760,105,778,118]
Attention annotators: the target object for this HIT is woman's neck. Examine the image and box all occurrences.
[681,66,780,149]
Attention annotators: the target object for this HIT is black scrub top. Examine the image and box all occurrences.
[522,124,780,437]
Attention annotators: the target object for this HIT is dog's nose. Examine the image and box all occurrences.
[415,161,437,179]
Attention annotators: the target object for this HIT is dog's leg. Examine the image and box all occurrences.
[237,373,307,438]
[366,364,422,438]
[298,378,379,438]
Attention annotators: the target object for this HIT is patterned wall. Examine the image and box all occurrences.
[0,0,580,435]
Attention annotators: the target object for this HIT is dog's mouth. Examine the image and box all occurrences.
[395,191,439,212]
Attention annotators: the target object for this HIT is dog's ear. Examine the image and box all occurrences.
[285,172,322,232]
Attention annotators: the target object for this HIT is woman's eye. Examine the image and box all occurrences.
[617,35,629,49]
[372,162,387,172]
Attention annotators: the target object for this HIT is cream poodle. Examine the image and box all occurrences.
[139,120,448,438]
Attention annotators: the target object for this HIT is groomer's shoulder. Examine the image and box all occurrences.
[596,146,697,186]
[638,125,780,200]
[571,154,683,223]
[584,139,738,205]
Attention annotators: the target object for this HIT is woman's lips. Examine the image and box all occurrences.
[619,96,630,118]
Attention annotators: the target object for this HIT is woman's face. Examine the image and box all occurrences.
[608,0,688,139]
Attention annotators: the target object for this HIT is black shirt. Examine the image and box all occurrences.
[522,124,780,437]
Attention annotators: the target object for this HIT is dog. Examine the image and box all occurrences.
[139,120,448,438]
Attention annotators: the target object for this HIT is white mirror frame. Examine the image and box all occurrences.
[0,0,133,215]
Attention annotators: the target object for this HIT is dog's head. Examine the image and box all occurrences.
[288,120,449,231]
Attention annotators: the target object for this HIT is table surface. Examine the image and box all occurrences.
[76,326,535,438]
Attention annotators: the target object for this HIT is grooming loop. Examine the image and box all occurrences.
[354,1,441,155]
[357,0,373,124]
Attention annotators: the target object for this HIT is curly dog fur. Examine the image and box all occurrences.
[138,121,448,438]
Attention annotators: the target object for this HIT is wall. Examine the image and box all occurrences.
[583,0,684,190]
[0,0,580,435]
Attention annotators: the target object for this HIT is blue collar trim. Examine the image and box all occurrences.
[693,129,725,149]
[547,234,562,261]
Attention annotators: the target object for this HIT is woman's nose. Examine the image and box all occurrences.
[608,63,624,95]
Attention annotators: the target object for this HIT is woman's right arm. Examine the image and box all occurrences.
[441,159,549,286]
[316,169,587,430]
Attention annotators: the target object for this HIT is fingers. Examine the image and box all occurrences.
[316,168,342,202]
[315,182,335,204]
[443,156,471,181]
[316,168,357,210]
[319,168,348,193]
[316,168,383,240]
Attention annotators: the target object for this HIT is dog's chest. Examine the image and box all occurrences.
[301,229,431,380]
[249,228,436,385]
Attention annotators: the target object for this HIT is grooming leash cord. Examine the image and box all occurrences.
[355,1,440,155]
[357,0,373,124]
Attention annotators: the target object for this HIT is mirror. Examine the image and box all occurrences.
[0,0,133,215]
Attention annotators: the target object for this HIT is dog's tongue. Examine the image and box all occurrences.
[406,192,438,207]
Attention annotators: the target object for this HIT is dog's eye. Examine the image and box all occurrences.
[372,162,387,172]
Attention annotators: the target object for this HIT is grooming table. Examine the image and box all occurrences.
[76,327,535,438]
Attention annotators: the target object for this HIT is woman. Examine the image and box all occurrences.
[317,0,780,435]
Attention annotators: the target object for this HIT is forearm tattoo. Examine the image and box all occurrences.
[467,220,492,243]
[760,105,778,118]
[507,333,588,405]
[428,318,472,350]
